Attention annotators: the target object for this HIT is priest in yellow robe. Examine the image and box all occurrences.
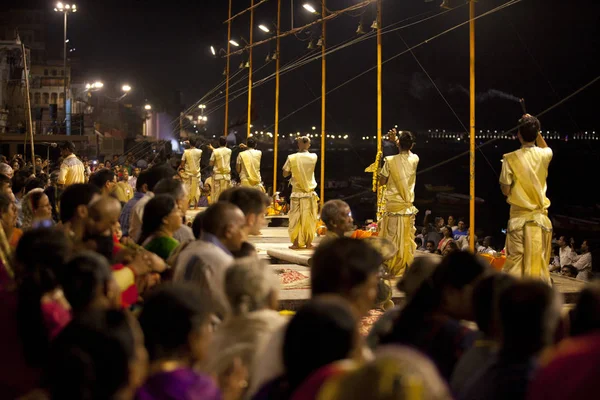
[209,137,232,202]
[236,137,264,191]
[378,131,419,277]
[500,114,553,284]
[180,140,203,209]
[283,136,319,249]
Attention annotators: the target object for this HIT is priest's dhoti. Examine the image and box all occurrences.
[503,220,552,285]
[240,179,265,192]
[288,194,318,247]
[185,176,200,206]
[379,213,416,277]
[212,178,231,203]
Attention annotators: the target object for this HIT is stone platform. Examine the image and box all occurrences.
[247,227,586,310]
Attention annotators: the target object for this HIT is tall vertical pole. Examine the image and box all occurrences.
[224,0,232,137]
[376,0,382,155]
[247,0,254,138]
[469,0,476,251]
[273,0,281,196]
[319,0,326,207]
[63,11,67,115]
[21,42,35,169]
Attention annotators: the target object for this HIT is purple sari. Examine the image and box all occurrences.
[137,368,222,400]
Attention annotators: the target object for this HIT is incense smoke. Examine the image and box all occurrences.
[449,84,521,103]
[409,73,520,103]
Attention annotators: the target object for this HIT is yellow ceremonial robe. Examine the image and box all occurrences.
[238,149,264,190]
[500,145,553,284]
[378,152,419,277]
[284,152,318,247]
[210,146,232,202]
[182,148,203,205]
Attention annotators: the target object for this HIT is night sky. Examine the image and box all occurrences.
[11,0,600,134]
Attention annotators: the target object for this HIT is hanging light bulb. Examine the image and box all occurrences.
[223,68,227,76]
[239,61,245,69]
[244,61,250,68]
[307,40,314,49]
[272,52,278,60]
[316,37,323,47]
[370,20,379,30]
[265,53,271,63]
[356,23,365,35]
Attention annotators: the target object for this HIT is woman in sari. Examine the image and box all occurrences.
[138,194,182,261]
[437,225,455,254]
[0,192,21,249]
[0,228,71,398]
[21,188,53,230]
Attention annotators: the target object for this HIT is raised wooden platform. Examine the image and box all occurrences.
[251,227,586,310]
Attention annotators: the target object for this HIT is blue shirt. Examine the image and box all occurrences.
[200,232,232,256]
[454,229,468,240]
[119,192,145,237]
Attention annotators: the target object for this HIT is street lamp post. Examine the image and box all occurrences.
[54,2,77,134]
[143,104,152,138]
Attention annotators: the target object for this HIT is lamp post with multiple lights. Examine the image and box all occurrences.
[54,2,77,134]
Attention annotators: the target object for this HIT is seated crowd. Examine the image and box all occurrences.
[417,212,595,281]
[1,157,599,400]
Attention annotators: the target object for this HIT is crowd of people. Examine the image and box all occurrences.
[0,128,598,400]
[414,212,595,281]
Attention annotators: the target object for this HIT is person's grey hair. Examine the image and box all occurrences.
[320,200,349,230]
[0,163,13,177]
[225,257,280,315]
[153,178,185,200]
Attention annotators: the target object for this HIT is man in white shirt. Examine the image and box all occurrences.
[571,240,593,281]
[236,137,264,191]
[128,167,140,191]
[209,137,232,202]
[173,202,247,319]
[558,235,575,267]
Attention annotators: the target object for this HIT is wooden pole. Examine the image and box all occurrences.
[247,0,254,139]
[376,0,382,155]
[224,0,232,137]
[469,0,476,251]
[319,0,326,206]
[21,42,35,171]
[273,0,281,196]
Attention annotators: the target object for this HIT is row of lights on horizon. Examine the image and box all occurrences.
[247,131,349,140]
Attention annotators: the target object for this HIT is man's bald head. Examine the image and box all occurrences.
[321,199,354,236]
[88,196,121,235]
[202,201,247,252]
